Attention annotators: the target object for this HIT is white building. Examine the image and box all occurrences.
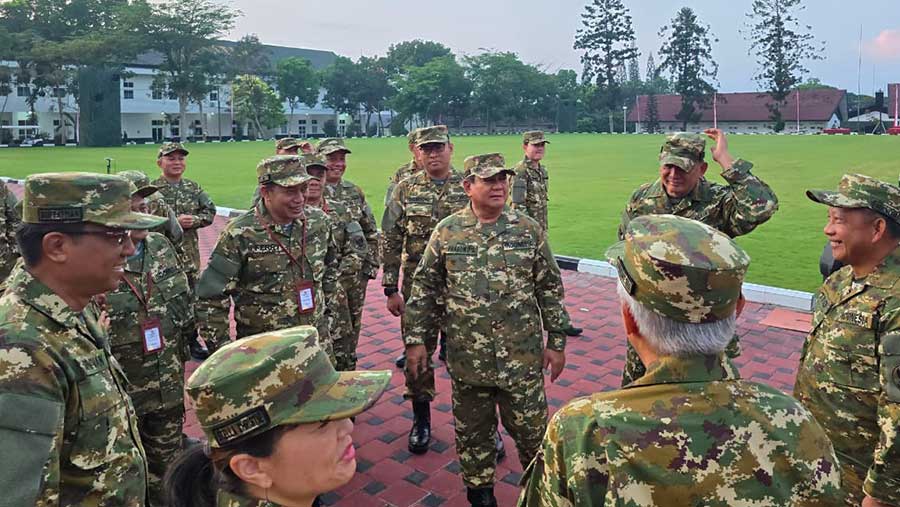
[1,42,346,145]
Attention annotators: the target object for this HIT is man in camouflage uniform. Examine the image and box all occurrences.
[275,137,313,155]
[384,128,423,206]
[118,170,183,248]
[405,153,572,507]
[303,154,368,371]
[518,214,843,507]
[382,125,469,454]
[617,128,778,385]
[196,156,340,358]
[0,178,21,282]
[151,142,216,281]
[795,174,900,507]
[0,172,162,505]
[509,131,583,338]
[103,181,194,506]
[318,138,380,364]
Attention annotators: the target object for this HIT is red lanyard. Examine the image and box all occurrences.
[122,271,153,312]
[255,208,308,278]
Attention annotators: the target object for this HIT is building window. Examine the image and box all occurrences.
[152,89,163,100]
[298,119,307,125]
[52,87,66,98]
[280,124,288,134]
[209,90,218,102]
[339,119,346,125]
[17,85,29,97]
[123,81,134,88]
[152,120,164,126]
[311,119,318,125]
[298,125,306,136]
[124,90,134,99]
[171,127,180,137]
[311,125,318,134]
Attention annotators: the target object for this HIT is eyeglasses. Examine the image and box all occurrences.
[67,229,131,246]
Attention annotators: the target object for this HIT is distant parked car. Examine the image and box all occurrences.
[20,136,45,147]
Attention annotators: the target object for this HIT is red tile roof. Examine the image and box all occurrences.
[629,89,846,123]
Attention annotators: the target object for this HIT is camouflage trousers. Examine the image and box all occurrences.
[332,275,360,371]
[401,270,441,401]
[621,333,742,386]
[450,373,548,488]
[839,456,867,506]
[140,404,185,507]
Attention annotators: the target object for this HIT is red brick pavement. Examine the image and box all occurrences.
[6,180,813,507]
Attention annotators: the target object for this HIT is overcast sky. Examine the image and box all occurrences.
[225,0,900,94]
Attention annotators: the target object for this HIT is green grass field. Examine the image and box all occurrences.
[2,134,898,292]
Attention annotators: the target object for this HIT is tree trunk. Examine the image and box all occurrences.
[179,96,188,141]
[57,97,67,145]
[289,104,295,135]
[200,102,208,142]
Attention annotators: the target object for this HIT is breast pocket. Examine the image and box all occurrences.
[155,270,193,327]
[815,309,880,392]
[245,252,290,294]
[445,251,484,299]
[503,244,535,294]
[70,353,122,471]
[406,204,435,238]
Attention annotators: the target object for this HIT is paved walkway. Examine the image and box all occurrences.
[7,181,813,507]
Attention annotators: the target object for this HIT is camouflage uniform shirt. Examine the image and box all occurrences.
[150,177,216,274]
[618,159,778,240]
[195,201,339,347]
[384,158,421,206]
[216,490,279,507]
[0,265,148,506]
[382,169,469,291]
[325,180,380,278]
[519,354,844,507]
[794,246,900,504]
[106,233,194,415]
[0,180,20,281]
[510,157,549,230]
[405,206,571,387]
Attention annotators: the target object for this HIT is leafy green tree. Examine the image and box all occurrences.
[573,0,638,113]
[275,56,319,133]
[658,7,718,130]
[383,40,452,75]
[745,0,824,131]
[141,0,238,133]
[321,55,393,136]
[391,55,471,126]
[465,51,548,133]
[227,34,272,78]
[232,74,283,139]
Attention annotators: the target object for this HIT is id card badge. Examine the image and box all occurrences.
[296,280,316,315]
[140,317,165,354]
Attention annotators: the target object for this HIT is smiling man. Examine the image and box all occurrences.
[616,129,779,386]
[195,156,339,359]
[794,174,900,507]
[0,172,165,506]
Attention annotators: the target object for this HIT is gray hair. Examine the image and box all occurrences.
[616,282,735,356]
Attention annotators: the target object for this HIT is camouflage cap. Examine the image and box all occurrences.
[523,130,550,145]
[659,132,705,172]
[117,170,158,199]
[406,128,422,144]
[299,153,328,170]
[22,172,166,229]
[157,141,189,158]
[414,125,450,147]
[807,173,900,225]
[606,214,750,324]
[275,137,302,151]
[316,138,351,156]
[257,155,315,187]
[463,153,515,180]
[187,326,390,448]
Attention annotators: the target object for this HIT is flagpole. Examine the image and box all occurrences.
[796,89,801,133]
[713,92,718,129]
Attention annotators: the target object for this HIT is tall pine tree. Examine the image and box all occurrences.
[745,0,824,131]
[658,7,718,130]
[573,0,638,114]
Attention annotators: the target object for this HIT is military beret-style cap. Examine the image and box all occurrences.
[659,132,705,172]
[256,155,315,187]
[606,214,750,324]
[807,173,900,225]
[275,137,302,151]
[117,170,158,199]
[406,128,422,144]
[157,141,189,158]
[523,131,550,145]
[316,138,351,156]
[414,125,450,147]
[463,153,515,180]
[22,172,166,229]
[187,326,390,448]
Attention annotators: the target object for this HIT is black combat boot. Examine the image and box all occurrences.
[564,325,583,336]
[395,353,406,369]
[408,400,431,454]
[495,431,506,462]
[438,334,447,362]
[466,486,498,507]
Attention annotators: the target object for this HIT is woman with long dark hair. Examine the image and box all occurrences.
[165,326,390,507]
